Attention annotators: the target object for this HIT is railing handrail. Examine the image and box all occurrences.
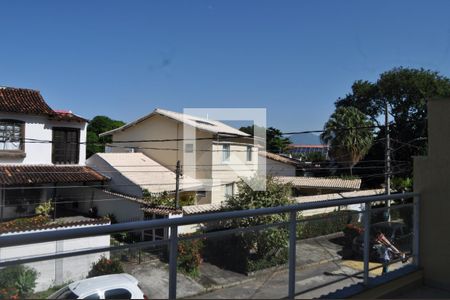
[0,192,417,248]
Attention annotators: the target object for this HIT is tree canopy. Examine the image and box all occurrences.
[321,107,374,175]
[87,116,126,158]
[239,125,291,153]
[334,67,450,179]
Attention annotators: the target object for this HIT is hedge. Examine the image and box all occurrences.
[297,210,360,239]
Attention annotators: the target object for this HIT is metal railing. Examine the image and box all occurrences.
[0,192,419,299]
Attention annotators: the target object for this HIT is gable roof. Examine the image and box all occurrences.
[90,152,203,193]
[259,151,301,167]
[100,108,250,137]
[0,87,87,122]
[275,175,361,191]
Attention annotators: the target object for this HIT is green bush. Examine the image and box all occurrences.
[0,265,37,298]
[177,237,203,277]
[35,201,53,217]
[298,210,360,239]
[203,176,292,274]
[88,256,124,278]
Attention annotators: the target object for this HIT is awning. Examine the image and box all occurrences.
[0,165,108,185]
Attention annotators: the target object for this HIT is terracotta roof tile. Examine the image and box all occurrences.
[0,165,108,185]
[0,87,87,122]
[275,176,361,190]
[0,87,54,115]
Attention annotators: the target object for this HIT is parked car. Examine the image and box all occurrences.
[352,221,412,261]
[48,274,147,299]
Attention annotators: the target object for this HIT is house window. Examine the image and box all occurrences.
[52,127,80,164]
[196,191,206,198]
[5,187,41,206]
[185,143,194,153]
[225,183,234,198]
[222,144,230,162]
[0,120,24,151]
[246,146,252,161]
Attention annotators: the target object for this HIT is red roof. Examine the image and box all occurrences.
[0,87,54,115]
[0,87,86,122]
[0,165,108,185]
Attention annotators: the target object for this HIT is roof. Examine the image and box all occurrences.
[0,165,107,185]
[142,205,182,216]
[293,188,385,204]
[69,274,138,296]
[183,203,224,215]
[0,86,86,122]
[259,151,301,166]
[288,144,328,149]
[275,176,361,190]
[0,216,110,235]
[51,110,88,122]
[90,152,203,193]
[100,108,250,137]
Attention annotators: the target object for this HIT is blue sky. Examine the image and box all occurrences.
[1,0,450,131]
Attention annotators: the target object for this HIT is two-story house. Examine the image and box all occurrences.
[0,86,107,221]
[92,108,258,205]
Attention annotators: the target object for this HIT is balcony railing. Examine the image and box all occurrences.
[0,192,419,299]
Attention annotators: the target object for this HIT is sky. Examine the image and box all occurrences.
[2,0,450,132]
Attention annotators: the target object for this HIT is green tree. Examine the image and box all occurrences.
[239,125,291,153]
[87,116,125,158]
[335,67,450,174]
[321,107,374,175]
[203,176,293,273]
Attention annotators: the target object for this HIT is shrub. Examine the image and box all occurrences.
[177,237,203,277]
[298,210,360,239]
[88,256,124,278]
[203,176,292,274]
[35,201,53,217]
[0,265,37,298]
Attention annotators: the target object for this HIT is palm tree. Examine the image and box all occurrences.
[321,107,374,176]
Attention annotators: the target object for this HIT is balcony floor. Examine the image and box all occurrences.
[394,286,450,299]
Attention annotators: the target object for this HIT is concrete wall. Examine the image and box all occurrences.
[414,97,450,290]
[0,226,109,292]
[0,112,87,165]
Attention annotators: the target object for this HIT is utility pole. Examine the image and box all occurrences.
[385,101,391,221]
[175,160,181,209]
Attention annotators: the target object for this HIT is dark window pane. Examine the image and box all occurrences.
[83,293,100,299]
[104,288,132,299]
[52,128,80,164]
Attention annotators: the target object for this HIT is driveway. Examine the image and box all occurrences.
[123,259,204,299]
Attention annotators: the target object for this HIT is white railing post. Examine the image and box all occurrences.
[168,225,178,299]
[363,202,372,286]
[288,211,297,299]
[413,195,420,267]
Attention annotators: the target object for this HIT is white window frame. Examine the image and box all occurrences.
[222,144,231,162]
[185,143,194,153]
[225,183,234,198]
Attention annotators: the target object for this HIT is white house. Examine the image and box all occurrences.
[97,108,259,205]
[259,151,300,176]
[0,86,108,221]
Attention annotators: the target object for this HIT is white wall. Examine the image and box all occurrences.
[262,157,296,177]
[0,112,87,165]
[0,226,110,292]
[86,155,144,198]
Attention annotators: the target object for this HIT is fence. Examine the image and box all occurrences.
[0,192,419,299]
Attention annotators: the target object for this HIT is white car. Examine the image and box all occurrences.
[48,274,147,299]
